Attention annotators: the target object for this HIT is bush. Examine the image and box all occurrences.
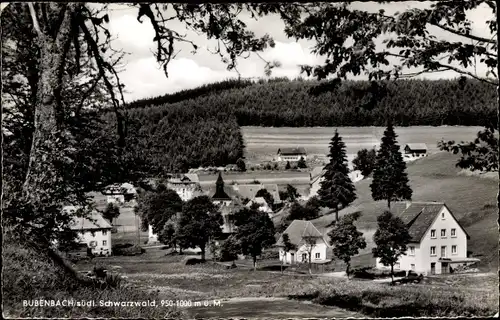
[259,250,279,260]
[112,244,145,256]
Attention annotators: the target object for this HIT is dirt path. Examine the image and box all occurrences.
[184,296,360,319]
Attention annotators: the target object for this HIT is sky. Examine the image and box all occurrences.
[101,2,495,102]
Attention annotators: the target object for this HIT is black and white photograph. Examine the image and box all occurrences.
[2,1,499,318]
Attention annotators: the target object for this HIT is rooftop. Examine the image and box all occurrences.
[277,147,307,155]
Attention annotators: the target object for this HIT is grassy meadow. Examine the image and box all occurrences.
[242,126,483,162]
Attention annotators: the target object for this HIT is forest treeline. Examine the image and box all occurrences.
[125,77,496,127]
[100,77,495,173]
[101,103,244,175]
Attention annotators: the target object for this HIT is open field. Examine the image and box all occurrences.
[74,247,498,318]
[242,126,483,161]
[311,151,498,270]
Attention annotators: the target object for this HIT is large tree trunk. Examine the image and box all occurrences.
[497,1,500,242]
[200,246,206,261]
[335,206,339,221]
[346,262,350,280]
[253,255,257,271]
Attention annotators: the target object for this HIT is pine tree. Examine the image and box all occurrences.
[370,123,412,209]
[318,130,357,221]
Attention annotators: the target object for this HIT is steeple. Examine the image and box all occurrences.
[213,171,231,200]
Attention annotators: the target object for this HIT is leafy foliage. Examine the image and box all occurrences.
[255,188,275,208]
[233,207,276,270]
[297,156,307,168]
[318,130,357,220]
[328,212,367,278]
[370,123,412,208]
[439,127,498,172]
[219,235,241,262]
[353,148,377,177]
[176,195,223,260]
[285,161,291,170]
[102,203,120,225]
[236,158,246,172]
[157,223,177,249]
[372,211,412,282]
[284,184,300,202]
[136,185,183,235]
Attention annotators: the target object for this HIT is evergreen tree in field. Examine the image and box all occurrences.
[318,130,357,221]
[297,157,307,168]
[285,161,291,170]
[370,123,412,209]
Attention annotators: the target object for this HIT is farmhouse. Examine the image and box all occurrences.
[276,220,332,264]
[375,202,478,275]
[64,206,112,256]
[165,173,203,201]
[101,182,137,204]
[308,165,363,199]
[245,197,273,215]
[232,183,281,204]
[276,147,307,162]
[404,143,428,159]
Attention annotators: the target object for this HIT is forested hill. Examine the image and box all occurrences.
[127,77,496,127]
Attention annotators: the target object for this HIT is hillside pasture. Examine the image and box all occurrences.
[310,152,498,270]
[242,126,483,162]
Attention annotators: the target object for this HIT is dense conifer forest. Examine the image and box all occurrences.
[101,77,496,172]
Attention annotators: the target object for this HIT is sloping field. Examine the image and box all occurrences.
[242,126,483,161]
[310,152,498,270]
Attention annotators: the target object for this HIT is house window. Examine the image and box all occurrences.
[409,246,415,256]
[315,252,320,259]
[441,246,446,258]
[430,229,436,239]
[102,230,107,236]
[441,229,446,238]
[102,240,107,246]
[411,264,415,271]
[452,245,457,255]
[302,253,307,262]
[441,212,445,219]
[430,246,436,256]
[451,228,456,237]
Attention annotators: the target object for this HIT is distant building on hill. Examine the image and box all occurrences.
[375,202,479,275]
[404,143,428,159]
[102,183,137,204]
[210,172,243,235]
[277,147,307,162]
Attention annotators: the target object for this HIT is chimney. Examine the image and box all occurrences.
[405,201,412,209]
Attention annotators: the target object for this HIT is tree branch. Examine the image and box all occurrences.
[27,3,42,36]
[430,22,496,44]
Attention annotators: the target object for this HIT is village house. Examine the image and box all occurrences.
[276,220,332,264]
[64,206,113,256]
[232,183,281,204]
[164,173,204,201]
[276,147,307,162]
[375,202,479,275]
[403,143,428,160]
[245,197,273,216]
[308,164,363,199]
[102,182,137,204]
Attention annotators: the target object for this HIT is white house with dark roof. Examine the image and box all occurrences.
[245,197,273,216]
[165,173,203,202]
[276,220,332,264]
[375,202,478,275]
[277,147,307,162]
[232,183,281,204]
[64,206,112,256]
[403,143,428,160]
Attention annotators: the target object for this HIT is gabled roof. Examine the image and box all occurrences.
[69,213,112,230]
[405,143,427,151]
[396,202,470,242]
[206,185,241,202]
[212,188,232,200]
[276,220,325,247]
[277,147,307,155]
[232,184,281,203]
